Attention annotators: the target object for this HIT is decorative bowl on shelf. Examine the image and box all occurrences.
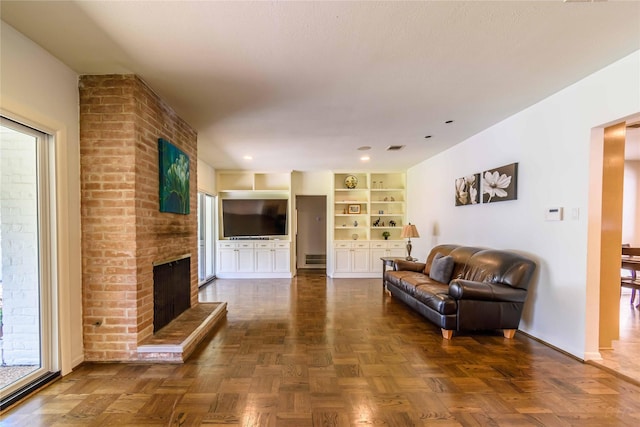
[344,175,358,189]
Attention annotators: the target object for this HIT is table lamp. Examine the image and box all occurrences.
[400,223,420,260]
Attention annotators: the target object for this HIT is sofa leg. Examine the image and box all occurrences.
[441,329,453,340]
[503,329,516,339]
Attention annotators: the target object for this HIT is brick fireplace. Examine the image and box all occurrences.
[79,75,198,362]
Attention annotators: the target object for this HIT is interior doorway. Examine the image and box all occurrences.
[589,113,640,383]
[295,196,327,272]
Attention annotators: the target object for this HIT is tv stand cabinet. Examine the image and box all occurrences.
[215,171,293,278]
[217,241,291,278]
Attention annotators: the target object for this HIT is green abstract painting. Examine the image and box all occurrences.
[158,138,190,214]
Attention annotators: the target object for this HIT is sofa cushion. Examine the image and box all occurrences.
[413,284,457,315]
[423,245,484,278]
[429,253,454,284]
[462,250,537,289]
[385,271,429,296]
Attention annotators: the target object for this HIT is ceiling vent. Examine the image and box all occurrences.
[386,145,405,151]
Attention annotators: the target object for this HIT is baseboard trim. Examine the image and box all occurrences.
[517,330,640,387]
[516,330,585,362]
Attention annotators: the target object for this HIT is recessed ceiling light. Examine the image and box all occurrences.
[243,155,253,160]
[445,120,454,124]
[360,155,370,161]
[357,146,371,151]
[424,135,432,139]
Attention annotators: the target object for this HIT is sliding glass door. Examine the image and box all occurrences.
[0,117,58,407]
[198,192,216,284]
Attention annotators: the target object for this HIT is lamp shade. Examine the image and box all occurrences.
[400,224,420,238]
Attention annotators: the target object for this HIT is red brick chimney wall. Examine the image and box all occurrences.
[80,75,198,361]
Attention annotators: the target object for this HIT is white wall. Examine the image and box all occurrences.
[407,50,640,359]
[197,158,216,195]
[1,22,82,373]
[292,171,333,196]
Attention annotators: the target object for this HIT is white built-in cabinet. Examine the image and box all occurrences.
[215,171,293,278]
[217,240,291,278]
[213,170,407,279]
[330,171,407,278]
[217,241,255,274]
[254,241,291,273]
[334,241,371,273]
[369,241,406,264]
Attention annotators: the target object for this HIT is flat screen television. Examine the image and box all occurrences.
[222,199,288,238]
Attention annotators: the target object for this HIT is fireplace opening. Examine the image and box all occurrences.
[153,255,191,332]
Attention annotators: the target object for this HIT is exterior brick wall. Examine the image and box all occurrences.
[80,75,198,362]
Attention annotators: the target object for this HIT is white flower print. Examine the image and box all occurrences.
[482,171,512,203]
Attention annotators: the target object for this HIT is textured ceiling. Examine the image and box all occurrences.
[2,1,639,170]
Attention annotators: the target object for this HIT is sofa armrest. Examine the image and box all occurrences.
[449,279,527,303]
[393,259,426,272]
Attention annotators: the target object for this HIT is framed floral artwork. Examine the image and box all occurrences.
[482,163,518,203]
[455,173,480,206]
[158,138,190,214]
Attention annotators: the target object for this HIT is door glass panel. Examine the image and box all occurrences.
[205,195,214,277]
[198,193,205,281]
[197,192,216,284]
[0,119,51,398]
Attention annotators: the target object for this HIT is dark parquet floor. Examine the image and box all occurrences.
[3,270,640,426]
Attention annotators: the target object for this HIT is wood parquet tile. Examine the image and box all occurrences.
[3,270,640,426]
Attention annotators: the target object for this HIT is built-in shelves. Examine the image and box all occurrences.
[217,171,291,192]
[332,172,406,242]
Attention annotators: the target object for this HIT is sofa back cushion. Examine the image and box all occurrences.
[424,245,484,279]
[462,249,536,290]
[428,252,455,284]
[424,244,458,275]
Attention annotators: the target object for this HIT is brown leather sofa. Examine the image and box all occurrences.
[384,244,536,339]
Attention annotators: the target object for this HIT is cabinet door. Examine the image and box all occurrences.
[218,248,237,273]
[334,248,352,273]
[370,247,387,272]
[255,248,272,272]
[237,248,254,272]
[273,248,290,272]
[352,248,370,272]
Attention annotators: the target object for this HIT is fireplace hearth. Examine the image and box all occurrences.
[153,255,191,332]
